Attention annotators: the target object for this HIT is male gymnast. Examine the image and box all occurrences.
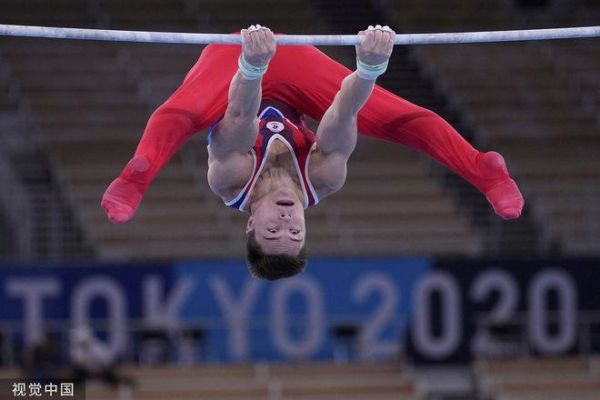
[101,24,524,280]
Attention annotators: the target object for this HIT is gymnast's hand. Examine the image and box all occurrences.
[356,24,396,65]
[240,24,276,67]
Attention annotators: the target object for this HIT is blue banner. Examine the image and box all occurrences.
[0,258,431,362]
[1,258,599,363]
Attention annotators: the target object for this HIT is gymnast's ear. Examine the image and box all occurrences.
[246,216,254,234]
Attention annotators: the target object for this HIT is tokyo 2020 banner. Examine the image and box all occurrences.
[0,258,598,363]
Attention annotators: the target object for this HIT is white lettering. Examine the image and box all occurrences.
[271,277,325,358]
[209,277,262,360]
[71,277,127,359]
[5,278,61,345]
[143,275,195,329]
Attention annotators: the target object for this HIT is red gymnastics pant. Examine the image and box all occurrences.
[101,44,524,223]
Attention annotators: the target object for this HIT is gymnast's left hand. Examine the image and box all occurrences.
[241,24,276,67]
[356,25,396,65]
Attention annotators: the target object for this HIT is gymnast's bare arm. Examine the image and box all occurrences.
[309,25,396,198]
[207,25,276,200]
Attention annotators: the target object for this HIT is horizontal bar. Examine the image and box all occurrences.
[0,24,599,45]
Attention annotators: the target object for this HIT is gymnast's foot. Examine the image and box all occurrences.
[478,151,524,220]
[101,156,149,224]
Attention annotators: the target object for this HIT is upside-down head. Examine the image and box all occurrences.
[245,176,307,280]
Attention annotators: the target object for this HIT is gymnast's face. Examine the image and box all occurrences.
[246,186,306,255]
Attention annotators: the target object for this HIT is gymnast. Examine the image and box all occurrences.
[101,24,524,280]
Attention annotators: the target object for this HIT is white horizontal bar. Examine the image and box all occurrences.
[0,24,599,45]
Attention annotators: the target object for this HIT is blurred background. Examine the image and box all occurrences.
[0,0,599,399]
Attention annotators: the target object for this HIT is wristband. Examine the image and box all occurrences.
[356,57,389,80]
[238,55,268,80]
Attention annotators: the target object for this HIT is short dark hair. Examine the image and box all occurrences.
[246,230,307,280]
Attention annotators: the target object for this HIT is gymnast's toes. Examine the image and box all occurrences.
[101,198,135,224]
[500,207,522,220]
[485,178,525,220]
[101,177,141,224]
[108,210,131,224]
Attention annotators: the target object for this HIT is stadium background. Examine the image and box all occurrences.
[0,0,599,399]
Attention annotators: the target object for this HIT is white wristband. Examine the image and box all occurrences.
[238,55,268,80]
[356,57,389,80]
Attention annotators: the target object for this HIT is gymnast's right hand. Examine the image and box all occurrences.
[101,155,148,224]
[240,24,276,67]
